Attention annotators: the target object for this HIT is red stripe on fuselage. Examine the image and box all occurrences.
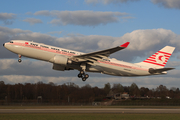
[11,42,76,56]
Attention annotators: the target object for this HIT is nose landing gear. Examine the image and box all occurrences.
[18,55,22,63]
[77,71,89,81]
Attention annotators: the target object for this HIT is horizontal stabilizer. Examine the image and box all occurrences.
[149,67,175,74]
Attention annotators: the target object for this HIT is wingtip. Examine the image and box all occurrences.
[120,42,130,48]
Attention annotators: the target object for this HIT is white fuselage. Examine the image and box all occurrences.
[3,40,156,77]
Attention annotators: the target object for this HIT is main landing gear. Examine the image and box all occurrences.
[78,63,89,81]
[18,55,22,63]
[78,71,89,81]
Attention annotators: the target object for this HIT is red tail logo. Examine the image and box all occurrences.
[143,51,171,67]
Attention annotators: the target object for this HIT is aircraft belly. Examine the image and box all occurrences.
[95,62,149,76]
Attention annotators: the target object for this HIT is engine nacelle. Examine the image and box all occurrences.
[52,63,74,71]
[53,63,65,71]
[53,55,68,66]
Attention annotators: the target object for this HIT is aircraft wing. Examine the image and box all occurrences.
[71,42,130,63]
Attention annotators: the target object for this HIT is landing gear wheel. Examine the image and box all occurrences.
[82,77,86,81]
[85,74,89,78]
[18,55,22,63]
[78,73,82,78]
[18,59,22,63]
[80,71,84,74]
[81,74,89,81]
[78,70,89,81]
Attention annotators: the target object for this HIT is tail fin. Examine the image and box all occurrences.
[136,46,175,68]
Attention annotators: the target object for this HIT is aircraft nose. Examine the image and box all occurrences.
[3,43,5,47]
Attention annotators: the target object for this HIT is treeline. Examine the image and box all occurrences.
[0,81,180,104]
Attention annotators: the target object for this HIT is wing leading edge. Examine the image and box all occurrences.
[71,42,130,63]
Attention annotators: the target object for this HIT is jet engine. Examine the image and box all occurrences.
[53,55,72,66]
[52,63,73,71]
[53,63,66,71]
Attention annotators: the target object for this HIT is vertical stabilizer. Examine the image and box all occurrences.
[136,46,175,68]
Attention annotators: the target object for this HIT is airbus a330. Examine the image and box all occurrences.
[3,40,175,81]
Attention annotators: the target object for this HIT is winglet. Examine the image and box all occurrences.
[120,42,130,48]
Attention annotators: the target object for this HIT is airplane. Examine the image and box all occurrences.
[3,40,175,81]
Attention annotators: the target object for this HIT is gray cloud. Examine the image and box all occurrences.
[166,61,180,68]
[167,69,180,78]
[1,74,180,89]
[85,0,140,5]
[0,59,78,77]
[34,10,50,16]
[151,0,180,9]
[1,26,180,62]
[0,13,16,25]
[23,18,42,25]
[47,31,62,35]
[0,13,16,20]
[113,29,179,51]
[34,10,129,26]
[177,54,180,59]
[85,0,180,10]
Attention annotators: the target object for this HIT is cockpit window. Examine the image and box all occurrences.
[10,41,13,43]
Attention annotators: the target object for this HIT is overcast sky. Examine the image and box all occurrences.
[1,0,180,89]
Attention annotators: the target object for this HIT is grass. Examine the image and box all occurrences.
[0,113,180,120]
